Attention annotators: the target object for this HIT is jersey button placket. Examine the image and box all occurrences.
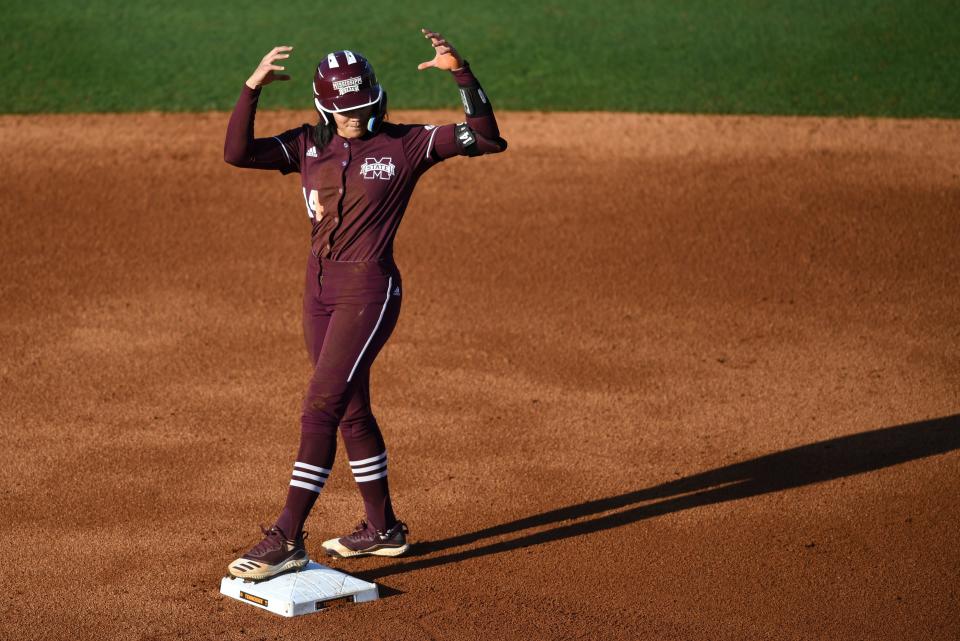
[326,143,349,255]
[338,143,349,213]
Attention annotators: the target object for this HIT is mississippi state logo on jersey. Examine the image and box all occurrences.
[361,157,396,180]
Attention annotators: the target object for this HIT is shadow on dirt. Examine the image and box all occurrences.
[359,413,959,582]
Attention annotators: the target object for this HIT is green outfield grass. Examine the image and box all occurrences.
[3,0,958,116]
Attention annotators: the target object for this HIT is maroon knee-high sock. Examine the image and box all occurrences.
[275,423,336,540]
[340,417,397,532]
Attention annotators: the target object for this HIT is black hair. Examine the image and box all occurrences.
[312,90,388,151]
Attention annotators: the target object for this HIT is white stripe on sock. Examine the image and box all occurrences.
[295,461,332,474]
[353,470,389,483]
[350,452,386,467]
[352,461,387,475]
[292,470,327,483]
[289,479,324,493]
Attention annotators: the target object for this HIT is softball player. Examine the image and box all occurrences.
[223,29,506,580]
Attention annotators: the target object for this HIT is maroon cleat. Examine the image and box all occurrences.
[228,525,309,580]
[321,520,409,558]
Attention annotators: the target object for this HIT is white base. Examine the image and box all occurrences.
[220,560,379,617]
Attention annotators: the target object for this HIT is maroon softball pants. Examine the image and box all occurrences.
[275,255,402,538]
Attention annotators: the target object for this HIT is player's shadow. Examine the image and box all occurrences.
[358,413,959,582]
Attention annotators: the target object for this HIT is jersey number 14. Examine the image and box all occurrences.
[302,188,324,221]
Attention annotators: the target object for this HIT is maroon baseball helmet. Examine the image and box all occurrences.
[312,50,382,122]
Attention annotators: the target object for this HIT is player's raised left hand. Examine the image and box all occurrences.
[417,29,464,72]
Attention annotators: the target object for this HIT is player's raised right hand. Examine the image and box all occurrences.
[246,46,293,90]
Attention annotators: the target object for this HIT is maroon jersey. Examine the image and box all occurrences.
[225,64,501,262]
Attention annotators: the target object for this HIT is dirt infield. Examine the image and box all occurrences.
[1,109,958,640]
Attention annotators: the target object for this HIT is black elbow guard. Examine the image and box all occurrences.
[454,122,482,156]
[455,123,508,157]
[458,84,493,118]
